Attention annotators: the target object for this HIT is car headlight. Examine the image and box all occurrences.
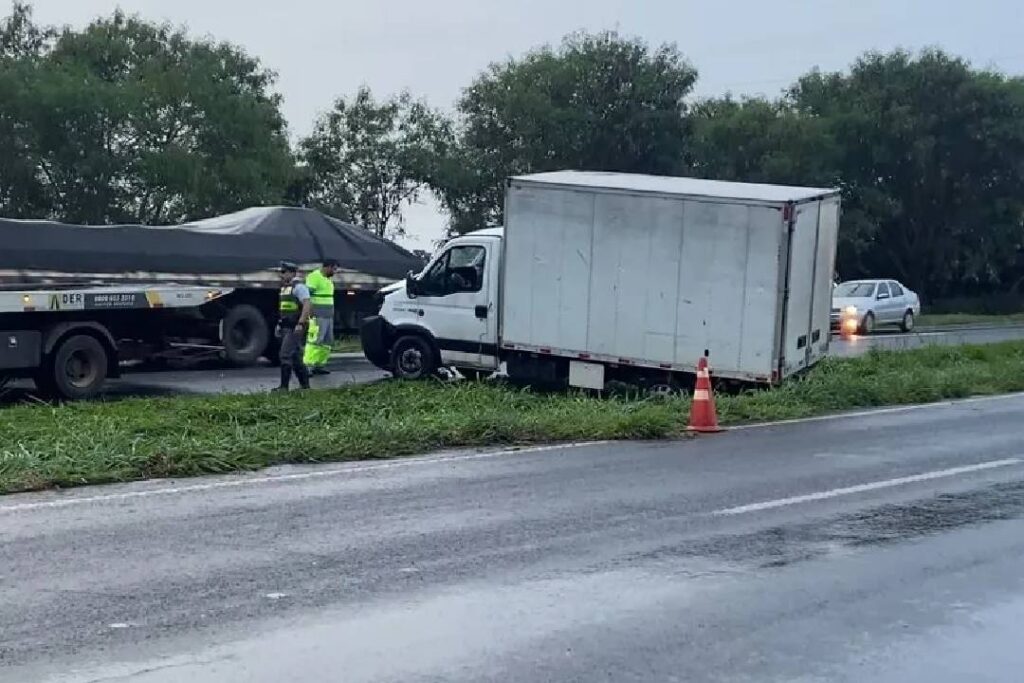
[844,306,858,316]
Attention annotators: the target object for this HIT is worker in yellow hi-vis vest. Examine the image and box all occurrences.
[303,258,338,375]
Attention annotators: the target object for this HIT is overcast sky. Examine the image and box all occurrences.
[27,0,1024,249]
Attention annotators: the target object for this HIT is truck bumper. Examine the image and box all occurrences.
[359,316,392,371]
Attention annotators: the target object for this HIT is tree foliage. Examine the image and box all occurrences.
[433,31,697,233]
[299,87,450,238]
[792,50,1024,296]
[684,51,1024,299]
[0,5,294,224]
[4,7,1024,303]
[688,96,837,188]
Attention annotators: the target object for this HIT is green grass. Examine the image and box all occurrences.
[331,336,362,353]
[918,312,1024,328]
[2,341,1024,495]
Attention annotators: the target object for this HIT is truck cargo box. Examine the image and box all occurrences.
[500,172,840,383]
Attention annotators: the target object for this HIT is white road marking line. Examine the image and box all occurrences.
[730,391,1024,431]
[0,442,608,514]
[711,458,1023,516]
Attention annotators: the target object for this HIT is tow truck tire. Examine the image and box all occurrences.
[390,335,437,380]
[222,304,270,366]
[42,335,108,401]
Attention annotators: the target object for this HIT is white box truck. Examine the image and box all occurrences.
[361,171,841,390]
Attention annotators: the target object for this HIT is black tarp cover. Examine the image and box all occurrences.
[0,207,421,281]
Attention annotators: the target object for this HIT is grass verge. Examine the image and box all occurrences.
[2,341,1024,494]
[918,312,1024,328]
[331,336,363,353]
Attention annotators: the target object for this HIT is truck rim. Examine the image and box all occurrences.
[399,348,423,375]
[65,350,100,389]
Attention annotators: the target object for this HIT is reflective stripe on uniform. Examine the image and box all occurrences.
[279,278,304,322]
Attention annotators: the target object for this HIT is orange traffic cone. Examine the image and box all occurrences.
[687,355,722,433]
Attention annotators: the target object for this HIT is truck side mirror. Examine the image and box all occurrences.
[405,271,419,298]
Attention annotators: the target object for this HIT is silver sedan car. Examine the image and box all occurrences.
[831,279,922,335]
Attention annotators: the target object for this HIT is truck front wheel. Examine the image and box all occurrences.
[390,336,437,380]
[37,334,109,401]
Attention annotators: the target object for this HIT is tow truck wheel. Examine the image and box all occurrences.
[41,334,109,401]
[221,304,270,366]
[390,335,437,380]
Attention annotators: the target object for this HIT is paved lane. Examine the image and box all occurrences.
[830,323,1024,358]
[0,355,387,403]
[111,355,387,396]
[2,393,1023,681]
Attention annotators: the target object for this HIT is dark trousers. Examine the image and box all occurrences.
[278,325,310,389]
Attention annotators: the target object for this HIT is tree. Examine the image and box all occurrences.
[0,7,295,224]
[792,50,1024,297]
[0,3,51,217]
[433,31,697,234]
[300,87,451,238]
[688,96,837,188]
[0,1,50,58]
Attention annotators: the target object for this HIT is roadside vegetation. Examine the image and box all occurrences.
[2,342,1024,495]
[918,313,1024,328]
[331,336,363,353]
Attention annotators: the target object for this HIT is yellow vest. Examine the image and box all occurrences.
[305,269,335,313]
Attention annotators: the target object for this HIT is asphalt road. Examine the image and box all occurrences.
[829,323,1024,358]
[0,354,388,403]
[2,393,1023,681]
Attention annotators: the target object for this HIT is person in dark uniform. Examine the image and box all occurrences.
[275,261,312,391]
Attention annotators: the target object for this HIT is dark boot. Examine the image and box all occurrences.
[294,362,311,390]
[277,364,292,391]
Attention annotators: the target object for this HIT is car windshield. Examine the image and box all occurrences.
[835,282,876,298]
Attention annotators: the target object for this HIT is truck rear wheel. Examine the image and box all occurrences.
[221,304,270,366]
[37,334,109,401]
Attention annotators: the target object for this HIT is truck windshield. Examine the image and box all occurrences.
[834,282,876,298]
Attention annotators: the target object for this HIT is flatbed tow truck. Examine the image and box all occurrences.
[1,283,233,400]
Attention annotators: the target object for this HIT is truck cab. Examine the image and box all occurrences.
[361,228,503,379]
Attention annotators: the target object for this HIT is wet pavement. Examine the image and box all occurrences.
[2,393,1023,681]
[0,355,387,404]
[829,323,1024,357]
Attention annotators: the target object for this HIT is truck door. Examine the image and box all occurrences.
[415,242,497,369]
[780,203,822,376]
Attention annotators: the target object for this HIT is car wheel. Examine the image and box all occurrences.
[900,310,915,333]
[390,335,437,380]
[860,312,876,335]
